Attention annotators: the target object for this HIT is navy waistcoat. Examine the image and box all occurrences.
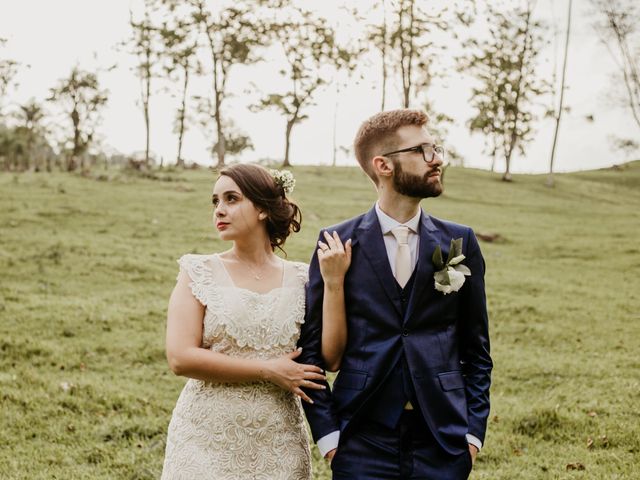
[362,268,419,429]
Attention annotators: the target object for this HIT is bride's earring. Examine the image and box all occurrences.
[258,213,267,221]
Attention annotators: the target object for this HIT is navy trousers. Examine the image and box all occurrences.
[331,410,473,480]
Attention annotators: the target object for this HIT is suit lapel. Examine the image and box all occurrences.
[404,211,440,324]
[355,207,402,316]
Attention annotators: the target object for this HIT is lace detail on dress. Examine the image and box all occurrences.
[163,381,311,480]
[177,254,213,307]
[178,254,307,351]
[163,254,312,480]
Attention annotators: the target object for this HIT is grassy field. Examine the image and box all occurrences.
[1,162,639,479]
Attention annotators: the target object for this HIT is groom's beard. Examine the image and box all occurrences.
[391,158,443,198]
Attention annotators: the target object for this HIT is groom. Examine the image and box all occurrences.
[298,109,492,479]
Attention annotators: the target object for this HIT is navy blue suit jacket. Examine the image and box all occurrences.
[298,206,492,456]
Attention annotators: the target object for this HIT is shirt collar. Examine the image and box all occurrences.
[375,201,422,235]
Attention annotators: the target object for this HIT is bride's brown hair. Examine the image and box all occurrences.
[218,164,301,253]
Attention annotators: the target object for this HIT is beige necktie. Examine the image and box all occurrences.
[391,226,412,288]
[391,226,414,410]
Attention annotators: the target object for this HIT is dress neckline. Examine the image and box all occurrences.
[213,253,287,296]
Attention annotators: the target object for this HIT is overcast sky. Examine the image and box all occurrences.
[1,0,637,173]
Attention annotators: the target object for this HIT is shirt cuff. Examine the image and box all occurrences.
[317,431,340,457]
[466,433,482,451]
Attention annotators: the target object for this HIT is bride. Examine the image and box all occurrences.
[161,164,350,479]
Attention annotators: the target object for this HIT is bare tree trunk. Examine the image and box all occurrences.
[619,43,640,130]
[214,93,225,168]
[490,136,497,173]
[547,0,572,188]
[25,132,34,171]
[406,0,415,107]
[502,4,532,182]
[606,4,640,130]
[70,106,81,172]
[332,83,339,167]
[176,66,189,168]
[398,0,416,108]
[399,0,410,108]
[381,0,387,111]
[212,67,225,168]
[503,137,515,182]
[283,120,293,167]
[143,68,150,167]
[202,8,226,169]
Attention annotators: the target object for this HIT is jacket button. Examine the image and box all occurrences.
[402,329,409,337]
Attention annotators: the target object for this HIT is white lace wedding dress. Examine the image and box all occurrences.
[161,254,312,480]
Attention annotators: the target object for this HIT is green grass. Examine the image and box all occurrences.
[1,162,639,479]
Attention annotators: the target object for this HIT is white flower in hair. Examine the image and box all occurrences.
[270,169,296,195]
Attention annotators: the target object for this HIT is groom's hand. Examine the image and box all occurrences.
[469,444,478,465]
[325,449,337,463]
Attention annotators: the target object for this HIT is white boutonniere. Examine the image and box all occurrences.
[432,238,471,294]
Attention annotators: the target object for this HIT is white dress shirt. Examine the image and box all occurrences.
[316,203,482,456]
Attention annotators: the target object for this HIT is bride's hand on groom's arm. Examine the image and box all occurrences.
[318,231,352,286]
[318,231,351,371]
[262,348,326,404]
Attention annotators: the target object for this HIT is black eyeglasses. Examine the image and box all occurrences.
[381,143,445,163]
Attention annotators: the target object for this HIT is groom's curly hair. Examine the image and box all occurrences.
[354,109,429,185]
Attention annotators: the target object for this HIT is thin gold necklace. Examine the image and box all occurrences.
[232,251,270,280]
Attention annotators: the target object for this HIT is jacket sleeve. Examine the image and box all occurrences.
[296,232,340,442]
[459,228,493,444]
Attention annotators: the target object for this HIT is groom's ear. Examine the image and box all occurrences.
[372,155,393,180]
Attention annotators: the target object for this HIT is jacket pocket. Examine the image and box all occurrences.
[437,371,465,391]
[334,369,368,390]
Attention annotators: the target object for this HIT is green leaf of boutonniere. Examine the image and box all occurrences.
[433,237,471,294]
[432,245,444,270]
[446,238,463,264]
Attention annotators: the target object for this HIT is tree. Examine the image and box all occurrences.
[328,7,364,167]
[547,0,573,188]
[160,19,200,167]
[367,1,390,111]
[386,0,449,108]
[48,66,108,171]
[373,0,471,162]
[15,99,46,171]
[127,1,164,167]
[0,38,19,120]
[0,123,54,173]
[162,0,265,168]
[194,95,254,161]
[0,124,25,171]
[591,0,640,131]
[460,1,548,181]
[609,134,639,160]
[254,7,353,167]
